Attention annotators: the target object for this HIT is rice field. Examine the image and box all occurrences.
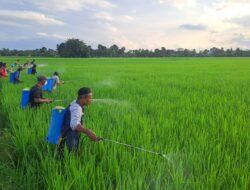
[0,57,249,189]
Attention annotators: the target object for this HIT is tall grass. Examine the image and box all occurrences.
[0,57,249,189]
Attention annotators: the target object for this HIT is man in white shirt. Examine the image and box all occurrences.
[59,87,98,153]
[51,72,64,90]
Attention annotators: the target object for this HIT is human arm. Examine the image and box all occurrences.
[70,105,98,141]
[33,89,52,103]
[75,124,97,141]
[34,98,53,103]
[55,76,64,86]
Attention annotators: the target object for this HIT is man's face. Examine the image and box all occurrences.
[85,93,93,105]
[41,79,47,86]
[81,93,93,105]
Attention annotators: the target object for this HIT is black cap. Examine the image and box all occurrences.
[37,75,47,81]
[54,72,59,76]
[78,87,91,98]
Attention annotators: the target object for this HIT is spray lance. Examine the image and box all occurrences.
[96,137,170,160]
[53,100,67,102]
[51,99,115,103]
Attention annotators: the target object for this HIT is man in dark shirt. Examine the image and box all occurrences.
[14,66,23,83]
[29,75,53,107]
[31,64,37,75]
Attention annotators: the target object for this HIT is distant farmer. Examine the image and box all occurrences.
[23,62,29,69]
[29,75,53,107]
[59,87,98,153]
[31,64,37,75]
[14,66,23,83]
[16,59,20,67]
[10,63,16,69]
[10,59,19,69]
[0,63,7,78]
[30,59,36,65]
[51,72,64,89]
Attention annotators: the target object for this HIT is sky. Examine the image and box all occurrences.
[0,0,250,50]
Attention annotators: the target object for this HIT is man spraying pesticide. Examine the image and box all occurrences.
[51,71,65,91]
[46,87,98,156]
[13,66,24,84]
[46,88,169,161]
[20,75,69,109]
[29,75,53,107]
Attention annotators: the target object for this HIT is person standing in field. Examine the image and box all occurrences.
[29,75,53,107]
[14,66,23,83]
[51,72,64,90]
[22,61,29,69]
[59,87,98,153]
[0,63,8,78]
[30,59,36,65]
[31,64,37,75]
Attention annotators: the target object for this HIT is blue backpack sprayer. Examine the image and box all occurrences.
[43,78,54,92]
[9,72,15,83]
[20,88,31,109]
[47,106,66,144]
[27,67,33,75]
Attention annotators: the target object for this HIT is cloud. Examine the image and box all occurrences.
[37,32,48,36]
[0,34,30,42]
[1,0,250,50]
[179,24,207,31]
[36,32,69,40]
[227,0,250,3]
[95,12,114,21]
[0,20,28,27]
[95,12,135,23]
[16,0,115,12]
[229,15,250,28]
[105,22,118,32]
[231,33,250,47]
[0,10,64,26]
[156,0,196,8]
[121,15,134,21]
[204,1,250,20]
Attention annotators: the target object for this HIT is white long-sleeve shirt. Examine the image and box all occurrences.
[69,100,84,130]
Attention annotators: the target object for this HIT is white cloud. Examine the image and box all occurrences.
[105,22,118,32]
[95,12,135,23]
[229,15,250,28]
[121,15,134,21]
[231,33,250,48]
[95,12,114,21]
[0,20,28,27]
[0,34,30,41]
[37,32,69,40]
[113,35,139,49]
[1,0,250,49]
[156,0,196,8]
[17,0,115,11]
[179,24,207,31]
[204,1,250,20]
[37,32,48,36]
[0,10,64,26]
[52,34,69,40]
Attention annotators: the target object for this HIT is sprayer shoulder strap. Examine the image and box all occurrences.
[61,105,71,138]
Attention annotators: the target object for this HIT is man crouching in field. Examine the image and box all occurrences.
[59,87,98,154]
[29,75,53,107]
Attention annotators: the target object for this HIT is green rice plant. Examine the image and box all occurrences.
[0,57,249,189]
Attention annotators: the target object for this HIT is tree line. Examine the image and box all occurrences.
[1,38,250,57]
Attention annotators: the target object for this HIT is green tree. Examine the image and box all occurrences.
[57,39,90,58]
